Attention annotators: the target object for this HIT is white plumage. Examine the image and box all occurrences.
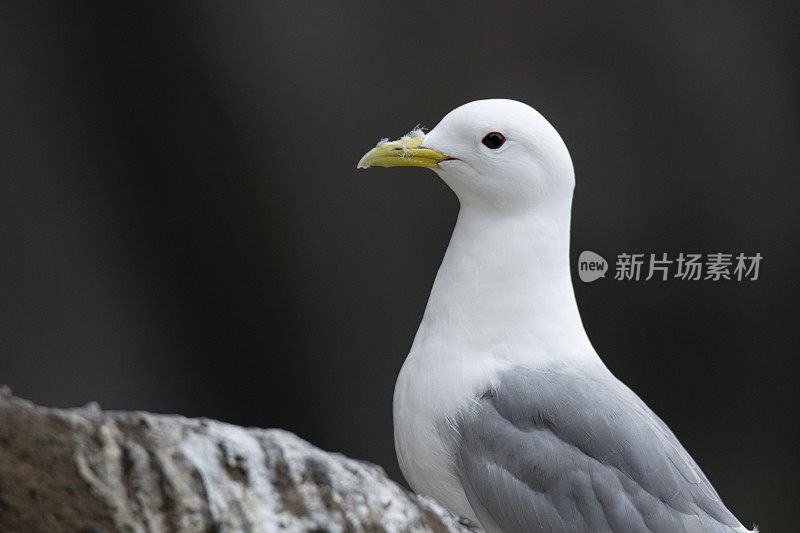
[360,99,753,532]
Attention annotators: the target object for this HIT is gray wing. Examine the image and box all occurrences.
[455,365,748,533]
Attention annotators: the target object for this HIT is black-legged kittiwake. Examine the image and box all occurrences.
[357,99,754,533]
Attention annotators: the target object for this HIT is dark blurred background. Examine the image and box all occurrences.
[1,2,797,529]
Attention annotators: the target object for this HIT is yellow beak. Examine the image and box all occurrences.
[357,135,452,169]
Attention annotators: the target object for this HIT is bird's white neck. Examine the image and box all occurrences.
[410,199,598,370]
[395,198,600,517]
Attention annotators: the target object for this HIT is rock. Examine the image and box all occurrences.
[0,388,476,532]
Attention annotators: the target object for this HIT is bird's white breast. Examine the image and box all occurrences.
[391,203,596,522]
[393,347,506,521]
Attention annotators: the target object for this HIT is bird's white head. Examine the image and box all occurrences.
[358,99,575,213]
[359,99,595,371]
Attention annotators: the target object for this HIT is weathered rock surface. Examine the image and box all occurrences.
[0,386,475,533]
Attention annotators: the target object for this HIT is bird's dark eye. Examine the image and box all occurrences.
[482,132,505,149]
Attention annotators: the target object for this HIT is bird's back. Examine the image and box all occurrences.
[454,364,752,533]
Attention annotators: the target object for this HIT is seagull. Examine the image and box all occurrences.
[357,99,753,533]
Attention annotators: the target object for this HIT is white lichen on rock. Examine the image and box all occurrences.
[0,386,476,532]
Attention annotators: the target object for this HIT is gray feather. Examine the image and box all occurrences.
[455,365,747,533]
